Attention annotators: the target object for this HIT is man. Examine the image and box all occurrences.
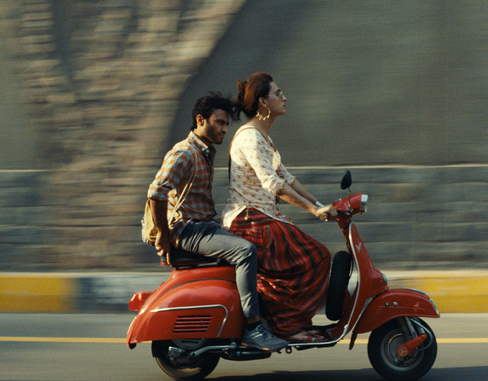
[147,92,287,352]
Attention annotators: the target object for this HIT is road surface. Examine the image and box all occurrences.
[1,313,487,380]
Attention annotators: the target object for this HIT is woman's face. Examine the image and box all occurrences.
[264,82,287,117]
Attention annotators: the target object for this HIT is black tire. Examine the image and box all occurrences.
[152,340,220,381]
[326,250,352,321]
[368,318,437,381]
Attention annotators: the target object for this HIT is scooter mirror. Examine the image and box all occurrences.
[340,170,352,190]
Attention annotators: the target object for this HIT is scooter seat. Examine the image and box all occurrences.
[160,247,222,267]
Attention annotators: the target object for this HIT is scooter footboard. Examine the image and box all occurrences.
[354,288,440,334]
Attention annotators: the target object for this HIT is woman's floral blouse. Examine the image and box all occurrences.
[222,126,295,227]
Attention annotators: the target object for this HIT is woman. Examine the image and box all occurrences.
[222,73,338,343]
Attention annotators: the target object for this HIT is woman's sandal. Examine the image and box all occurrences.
[302,325,335,341]
[284,330,327,343]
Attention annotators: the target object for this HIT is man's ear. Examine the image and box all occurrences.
[195,114,204,128]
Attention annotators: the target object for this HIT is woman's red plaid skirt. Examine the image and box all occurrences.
[229,208,330,336]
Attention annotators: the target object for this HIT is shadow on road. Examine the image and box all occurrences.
[211,369,380,380]
[210,366,488,381]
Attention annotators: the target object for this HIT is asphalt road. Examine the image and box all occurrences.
[1,313,487,381]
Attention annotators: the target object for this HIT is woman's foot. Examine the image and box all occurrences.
[302,325,335,340]
[284,330,327,343]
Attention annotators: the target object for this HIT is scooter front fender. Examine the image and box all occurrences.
[354,288,440,334]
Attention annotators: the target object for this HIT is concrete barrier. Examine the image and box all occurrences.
[410,272,488,313]
[1,270,487,313]
[0,274,78,313]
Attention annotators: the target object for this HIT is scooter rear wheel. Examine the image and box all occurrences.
[152,340,220,381]
[367,318,437,381]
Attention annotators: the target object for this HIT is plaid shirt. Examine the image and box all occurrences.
[148,132,217,246]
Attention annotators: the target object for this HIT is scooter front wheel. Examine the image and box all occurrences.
[367,318,437,381]
[152,340,220,381]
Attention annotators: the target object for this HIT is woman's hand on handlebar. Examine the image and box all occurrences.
[315,204,338,221]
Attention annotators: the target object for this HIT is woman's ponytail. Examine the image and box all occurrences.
[234,73,273,120]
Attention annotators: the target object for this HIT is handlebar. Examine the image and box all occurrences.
[319,209,351,222]
[319,194,368,225]
[319,212,331,221]
[333,193,368,215]
[318,194,368,224]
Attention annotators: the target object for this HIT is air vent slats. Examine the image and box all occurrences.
[173,315,212,333]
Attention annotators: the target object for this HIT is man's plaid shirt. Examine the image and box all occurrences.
[148,132,217,246]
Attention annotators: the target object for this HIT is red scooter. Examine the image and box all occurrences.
[126,171,440,381]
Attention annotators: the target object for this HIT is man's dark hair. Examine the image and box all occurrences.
[191,92,235,130]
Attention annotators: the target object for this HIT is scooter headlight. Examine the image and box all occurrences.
[360,194,368,213]
[382,272,388,286]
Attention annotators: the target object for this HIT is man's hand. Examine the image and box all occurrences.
[150,199,171,263]
[155,229,172,264]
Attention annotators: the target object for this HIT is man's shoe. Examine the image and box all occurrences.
[241,324,288,352]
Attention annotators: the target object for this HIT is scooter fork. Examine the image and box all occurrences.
[397,317,416,340]
[396,317,431,358]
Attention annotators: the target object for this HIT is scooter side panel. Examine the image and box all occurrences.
[127,278,244,345]
[354,288,440,334]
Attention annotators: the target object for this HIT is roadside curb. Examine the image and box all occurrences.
[1,270,487,313]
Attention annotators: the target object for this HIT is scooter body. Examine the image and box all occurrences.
[127,171,440,381]
[328,195,439,348]
[127,265,244,346]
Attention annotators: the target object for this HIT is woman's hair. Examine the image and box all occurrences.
[234,72,273,120]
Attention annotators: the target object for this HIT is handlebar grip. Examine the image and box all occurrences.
[319,212,330,221]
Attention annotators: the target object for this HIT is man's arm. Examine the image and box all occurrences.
[149,199,172,261]
[148,148,194,262]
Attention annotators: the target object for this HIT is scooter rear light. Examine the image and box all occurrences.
[129,291,153,311]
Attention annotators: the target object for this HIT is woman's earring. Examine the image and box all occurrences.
[256,106,271,121]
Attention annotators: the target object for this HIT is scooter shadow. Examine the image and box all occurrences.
[210,367,488,381]
[210,369,381,381]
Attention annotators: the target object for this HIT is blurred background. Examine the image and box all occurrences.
[0,0,487,272]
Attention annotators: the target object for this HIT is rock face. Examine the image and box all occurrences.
[0,0,246,270]
[0,1,486,270]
